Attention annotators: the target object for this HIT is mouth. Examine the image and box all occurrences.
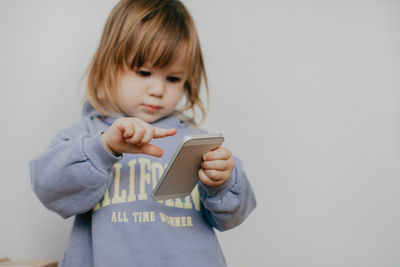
[142,104,162,113]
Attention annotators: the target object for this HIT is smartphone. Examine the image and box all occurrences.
[152,133,224,201]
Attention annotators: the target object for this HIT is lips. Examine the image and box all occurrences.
[142,104,161,113]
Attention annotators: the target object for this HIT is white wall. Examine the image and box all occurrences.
[1,1,399,266]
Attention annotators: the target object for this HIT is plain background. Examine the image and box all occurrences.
[1,0,399,266]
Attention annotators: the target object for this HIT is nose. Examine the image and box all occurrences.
[147,78,165,97]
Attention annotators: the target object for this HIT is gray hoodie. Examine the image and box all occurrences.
[29,102,256,267]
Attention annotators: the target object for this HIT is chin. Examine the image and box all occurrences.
[140,113,162,123]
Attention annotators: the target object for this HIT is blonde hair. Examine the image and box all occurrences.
[86,0,208,124]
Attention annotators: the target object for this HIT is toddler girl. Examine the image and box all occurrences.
[30,0,256,266]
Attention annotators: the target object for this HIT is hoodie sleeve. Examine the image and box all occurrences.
[29,119,121,219]
[197,157,256,231]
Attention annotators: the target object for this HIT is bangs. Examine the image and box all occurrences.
[127,3,190,70]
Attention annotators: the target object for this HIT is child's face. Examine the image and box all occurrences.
[115,53,187,123]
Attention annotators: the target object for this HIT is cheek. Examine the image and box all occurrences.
[118,73,144,98]
[165,87,184,110]
[119,81,142,99]
[115,86,141,112]
[174,88,185,104]
[176,86,185,99]
[170,84,184,98]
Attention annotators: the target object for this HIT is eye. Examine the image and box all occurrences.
[167,76,181,83]
[137,70,151,77]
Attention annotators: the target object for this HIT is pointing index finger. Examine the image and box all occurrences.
[153,127,177,138]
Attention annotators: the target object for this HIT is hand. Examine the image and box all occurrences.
[101,117,177,157]
[199,147,235,187]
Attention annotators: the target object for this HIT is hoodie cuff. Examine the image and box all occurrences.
[82,132,122,174]
[198,167,237,199]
